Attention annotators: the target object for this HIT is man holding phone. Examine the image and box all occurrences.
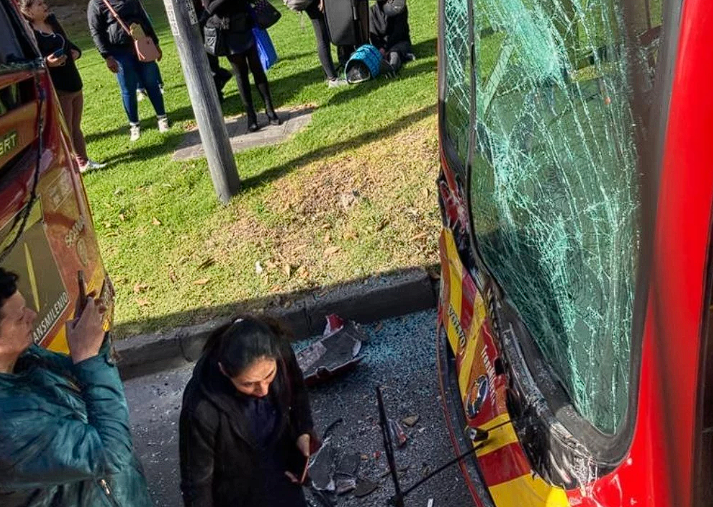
[0,268,152,506]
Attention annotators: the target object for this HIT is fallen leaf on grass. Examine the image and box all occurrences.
[133,283,149,294]
[168,269,178,283]
[283,264,292,278]
[323,246,341,257]
[136,298,150,307]
[295,266,309,279]
[193,278,210,285]
[118,213,125,222]
[151,217,162,226]
[255,261,264,274]
[410,232,429,241]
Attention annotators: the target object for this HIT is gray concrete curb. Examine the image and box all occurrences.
[116,268,438,379]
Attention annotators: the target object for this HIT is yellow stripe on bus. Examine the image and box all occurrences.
[488,474,570,507]
[476,422,520,457]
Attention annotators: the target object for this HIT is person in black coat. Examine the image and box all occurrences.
[200,0,281,131]
[369,0,413,74]
[179,316,317,507]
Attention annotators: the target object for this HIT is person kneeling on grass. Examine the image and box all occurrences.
[180,315,318,507]
[0,268,152,507]
[369,0,414,75]
[88,0,169,142]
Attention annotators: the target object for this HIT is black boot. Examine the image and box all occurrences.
[234,64,260,132]
[257,82,282,126]
[246,108,259,132]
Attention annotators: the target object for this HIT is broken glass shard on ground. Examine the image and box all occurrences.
[334,453,360,495]
[309,443,336,492]
[296,314,365,385]
[388,419,408,447]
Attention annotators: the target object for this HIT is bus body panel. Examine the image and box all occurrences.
[0,2,113,352]
[436,1,713,503]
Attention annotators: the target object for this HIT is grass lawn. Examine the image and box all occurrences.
[51,0,441,337]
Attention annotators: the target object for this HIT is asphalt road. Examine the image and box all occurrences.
[125,309,474,507]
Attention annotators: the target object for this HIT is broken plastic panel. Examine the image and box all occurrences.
[296,315,365,386]
[442,0,663,433]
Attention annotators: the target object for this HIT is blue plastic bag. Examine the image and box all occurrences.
[252,27,278,71]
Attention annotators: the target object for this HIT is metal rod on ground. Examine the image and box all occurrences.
[162,0,239,203]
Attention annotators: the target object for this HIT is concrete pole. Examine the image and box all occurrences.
[162,0,240,203]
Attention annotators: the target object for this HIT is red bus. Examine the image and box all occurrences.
[436,0,713,505]
[0,0,112,353]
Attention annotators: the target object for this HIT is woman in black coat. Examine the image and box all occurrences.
[201,0,281,131]
[179,316,316,507]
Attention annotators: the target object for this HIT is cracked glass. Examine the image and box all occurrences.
[444,0,663,433]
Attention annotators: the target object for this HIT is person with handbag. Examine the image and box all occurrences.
[19,0,107,172]
[179,316,318,507]
[201,0,281,132]
[88,0,169,141]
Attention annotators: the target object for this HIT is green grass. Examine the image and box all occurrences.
[52,0,440,336]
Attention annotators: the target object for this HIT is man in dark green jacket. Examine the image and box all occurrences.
[0,268,152,506]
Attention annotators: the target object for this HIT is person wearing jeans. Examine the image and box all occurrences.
[20,0,106,172]
[88,0,169,141]
[112,47,166,139]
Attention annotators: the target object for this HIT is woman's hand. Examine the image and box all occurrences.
[66,295,107,364]
[318,0,324,11]
[46,53,67,67]
[157,46,163,61]
[296,433,311,457]
[284,433,312,484]
[71,49,80,60]
[106,56,119,73]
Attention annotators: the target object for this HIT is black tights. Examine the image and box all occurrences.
[227,44,275,116]
[305,2,337,80]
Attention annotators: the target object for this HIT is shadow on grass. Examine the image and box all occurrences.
[114,264,439,342]
[239,103,435,190]
[84,64,326,145]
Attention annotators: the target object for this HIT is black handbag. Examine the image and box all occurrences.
[251,0,282,29]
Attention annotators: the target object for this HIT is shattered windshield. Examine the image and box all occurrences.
[459,0,662,433]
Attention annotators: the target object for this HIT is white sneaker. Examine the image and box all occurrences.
[157,116,170,133]
[129,124,141,142]
[79,159,107,173]
[327,77,348,88]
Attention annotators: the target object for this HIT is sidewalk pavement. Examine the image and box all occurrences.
[116,267,440,379]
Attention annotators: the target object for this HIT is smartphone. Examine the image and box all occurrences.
[50,48,64,59]
[76,271,87,316]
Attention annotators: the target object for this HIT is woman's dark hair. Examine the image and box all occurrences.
[203,315,292,377]
[0,268,19,316]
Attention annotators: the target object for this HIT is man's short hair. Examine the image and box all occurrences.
[0,268,18,316]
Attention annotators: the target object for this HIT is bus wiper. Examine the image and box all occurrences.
[377,386,489,507]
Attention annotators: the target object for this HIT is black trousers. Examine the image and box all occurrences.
[305,2,337,80]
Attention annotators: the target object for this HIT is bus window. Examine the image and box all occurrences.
[468,0,662,434]
[442,0,471,168]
